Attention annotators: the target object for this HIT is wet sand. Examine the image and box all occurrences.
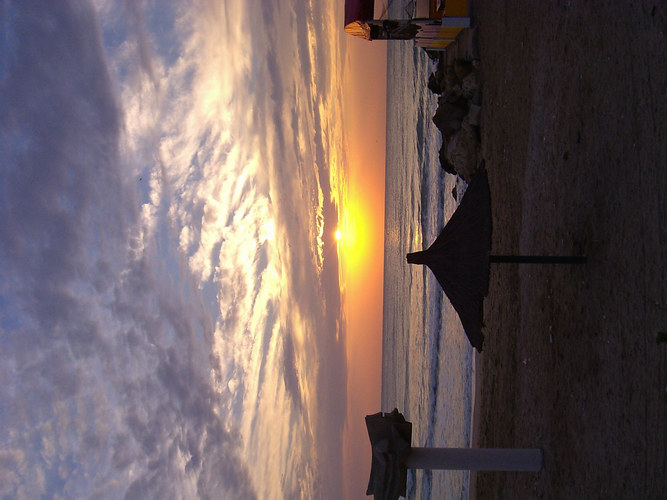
[468,1,666,498]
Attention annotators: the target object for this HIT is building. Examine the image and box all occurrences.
[344,0,469,50]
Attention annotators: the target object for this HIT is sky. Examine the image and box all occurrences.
[0,1,386,499]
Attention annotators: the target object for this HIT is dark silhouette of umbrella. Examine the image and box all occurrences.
[365,409,412,499]
[407,165,585,351]
[365,409,542,500]
[407,167,492,351]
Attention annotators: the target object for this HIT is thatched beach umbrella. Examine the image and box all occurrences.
[365,409,542,500]
[407,166,585,351]
[407,167,492,351]
[365,409,412,499]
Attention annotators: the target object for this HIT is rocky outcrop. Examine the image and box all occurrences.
[432,95,468,138]
[429,57,482,182]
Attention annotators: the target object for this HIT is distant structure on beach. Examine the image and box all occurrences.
[344,0,470,50]
[365,409,542,500]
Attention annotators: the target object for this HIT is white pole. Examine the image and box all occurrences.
[404,447,543,471]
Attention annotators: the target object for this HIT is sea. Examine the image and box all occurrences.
[380,7,475,500]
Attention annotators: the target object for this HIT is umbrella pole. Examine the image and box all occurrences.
[404,447,543,471]
[490,255,587,264]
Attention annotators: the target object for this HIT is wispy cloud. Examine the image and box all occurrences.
[1,2,259,498]
[1,0,348,498]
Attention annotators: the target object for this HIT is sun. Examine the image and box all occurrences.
[336,203,368,273]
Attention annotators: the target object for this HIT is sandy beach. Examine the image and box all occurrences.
[462,1,666,498]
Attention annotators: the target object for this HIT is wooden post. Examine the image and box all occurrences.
[404,447,543,471]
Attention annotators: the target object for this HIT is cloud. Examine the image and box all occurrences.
[0,2,254,498]
[1,0,349,498]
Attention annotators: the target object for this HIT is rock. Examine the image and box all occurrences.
[446,130,468,178]
[428,59,452,95]
[460,72,479,100]
[454,58,474,81]
[468,103,481,126]
[445,116,480,182]
[443,66,460,95]
[428,72,443,94]
[432,95,468,138]
[424,49,442,62]
[439,142,458,175]
[429,56,482,182]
